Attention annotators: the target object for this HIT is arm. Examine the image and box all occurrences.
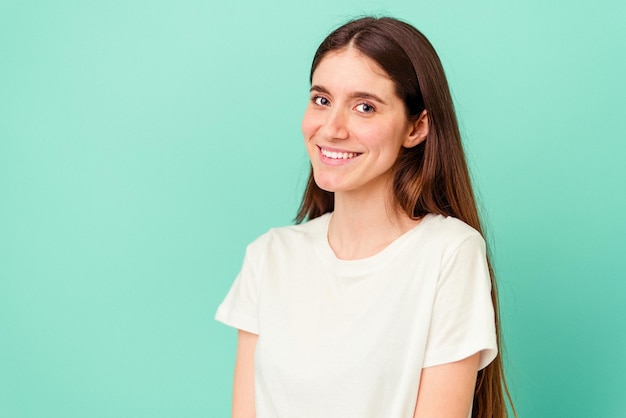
[232,330,258,418]
[413,352,480,418]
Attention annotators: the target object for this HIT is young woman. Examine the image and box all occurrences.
[216,16,514,418]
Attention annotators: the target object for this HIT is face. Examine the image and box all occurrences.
[301,47,426,198]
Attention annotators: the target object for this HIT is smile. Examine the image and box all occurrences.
[319,147,361,160]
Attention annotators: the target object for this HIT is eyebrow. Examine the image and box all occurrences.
[310,85,388,105]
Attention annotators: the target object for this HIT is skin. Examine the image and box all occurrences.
[232,47,479,418]
[232,330,257,418]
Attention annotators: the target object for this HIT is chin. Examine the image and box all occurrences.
[313,174,342,193]
[314,181,337,193]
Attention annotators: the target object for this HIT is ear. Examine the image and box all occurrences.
[402,109,429,149]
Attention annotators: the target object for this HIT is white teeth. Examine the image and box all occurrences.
[321,148,358,160]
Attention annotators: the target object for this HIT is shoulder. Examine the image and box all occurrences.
[422,214,483,239]
[245,213,331,255]
[419,214,486,261]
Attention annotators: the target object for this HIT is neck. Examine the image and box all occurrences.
[328,188,420,260]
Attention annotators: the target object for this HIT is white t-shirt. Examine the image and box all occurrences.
[216,213,497,418]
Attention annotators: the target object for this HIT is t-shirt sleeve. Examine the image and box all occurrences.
[214,238,265,335]
[422,233,498,370]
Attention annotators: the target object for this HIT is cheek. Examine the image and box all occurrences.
[359,124,405,154]
[301,112,319,162]
[301,108,319,139]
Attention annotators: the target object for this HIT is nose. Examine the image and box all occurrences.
[320,107,349,141]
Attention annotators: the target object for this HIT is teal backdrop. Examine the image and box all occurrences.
[1,0,625,417]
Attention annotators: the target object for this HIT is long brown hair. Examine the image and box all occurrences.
[296,17,515,417]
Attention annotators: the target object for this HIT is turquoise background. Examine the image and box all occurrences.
[1,0,625,416]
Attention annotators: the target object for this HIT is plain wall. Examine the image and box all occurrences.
[1,0,625,416]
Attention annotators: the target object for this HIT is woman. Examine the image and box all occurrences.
[216,16,514,418]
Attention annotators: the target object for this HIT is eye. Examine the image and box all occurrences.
[312,95,330,107]
[355,103,375,113]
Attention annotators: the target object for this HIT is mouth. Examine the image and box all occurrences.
[318,146,362,160]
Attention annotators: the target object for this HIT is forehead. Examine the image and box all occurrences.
[312,47,394,86]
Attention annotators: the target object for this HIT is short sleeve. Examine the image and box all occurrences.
[423,233,497,370]
[214,239,265,335]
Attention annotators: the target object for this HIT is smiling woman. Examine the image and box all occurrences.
[216,16,515,418]
[302,48,428,197]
